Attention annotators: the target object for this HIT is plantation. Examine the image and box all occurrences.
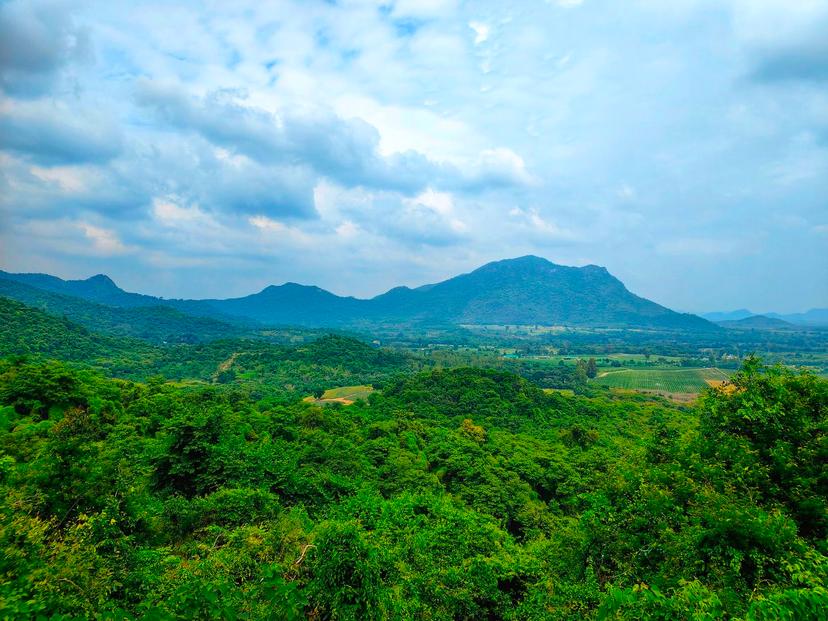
[594,367,730,394]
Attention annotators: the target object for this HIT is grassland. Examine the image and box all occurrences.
[304,384,375,405]
[594,367,729,394]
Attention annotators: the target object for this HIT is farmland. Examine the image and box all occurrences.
[303,384,375,405]
[594,366,730,394]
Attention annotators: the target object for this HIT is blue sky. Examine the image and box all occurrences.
[0,0,826,313]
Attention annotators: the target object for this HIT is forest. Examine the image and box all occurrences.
[2,0,825,617]
[0,295,826,619]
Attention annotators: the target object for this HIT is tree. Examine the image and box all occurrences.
[586,358,598,379]
[697,357,828,540]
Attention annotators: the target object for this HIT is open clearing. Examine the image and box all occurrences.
[594,367,729,394]
[304,385,375,405]
[543,388,575,397]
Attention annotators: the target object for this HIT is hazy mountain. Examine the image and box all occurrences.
[0,277,242,344]
[207,283,362,325]
[0,256,717,331]
[717,315,797,331]
[702,309,755,322]
[766,309,828,327]
[0,271,160,307]
[355,256,714,329]
[703,308,828,327]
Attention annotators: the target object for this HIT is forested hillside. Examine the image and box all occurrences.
[0,278,244,344]
[0,298,417,399]
[0,356,825,619]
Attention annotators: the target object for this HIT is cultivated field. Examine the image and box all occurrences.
[304,385,375,405]
[594,367,730,394]
[322,385,374,401]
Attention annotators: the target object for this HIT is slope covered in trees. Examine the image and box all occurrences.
[0,278,243,344]
[1,257,718,330]
[0,358,824,619]
[0,297,416,399]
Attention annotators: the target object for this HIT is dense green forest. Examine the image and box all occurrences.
[0,292,826,619]
[0,277,246,345]
[1,356,826,619]
[0,297,419,399]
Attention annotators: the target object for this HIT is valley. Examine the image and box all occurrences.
[0,259,825,620]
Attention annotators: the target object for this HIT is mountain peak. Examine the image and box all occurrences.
[86,274,117,287]
[1,258,717,330]
[488,255,553,268]
[480,256,611,275]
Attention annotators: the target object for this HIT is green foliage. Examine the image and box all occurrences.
[698,357,827,541]
[0,298,417,400]
[0,276,243,344]
[0,353,824,619]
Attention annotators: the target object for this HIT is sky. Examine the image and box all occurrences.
[0,0,826,313]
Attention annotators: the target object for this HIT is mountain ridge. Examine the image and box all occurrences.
[717,315,797,331]
[0,256,718,331]
[704,307,828,327]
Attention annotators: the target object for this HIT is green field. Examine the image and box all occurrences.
[321,385,375,402]
[594,367,729,394]
[505,352,686,364]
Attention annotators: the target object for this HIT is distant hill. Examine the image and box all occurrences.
[717,315,797,331]
[704,307,828,327]
[0,278,242,344]
[766,308,828,327]
[0,296,152,362]
[0,271,160,307]
[0,270,248,323]
[0,256,718,331]
[702,309,755,322]
[356,256,714,329]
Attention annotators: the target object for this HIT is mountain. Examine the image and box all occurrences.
[0,296,152,362]
[766,308,828,327]
[0,277,241,344]
[702,309,755,322]
[357,256,714,329]
[207,283,362,325]
[717,315,797,331]
[0,271,160,307]
[704,307,828,327]
[0,256,718,331]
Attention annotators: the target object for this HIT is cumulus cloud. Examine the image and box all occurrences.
[0,0,91,96]
[134,79,532,198]
[0,101,122,164]
[0,0,825,310]
[750,42,828,83]
[12,217,133,258]
[729,0,828,83]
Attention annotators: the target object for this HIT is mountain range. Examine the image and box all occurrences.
[1,256,719,331]
[715,315,796,331]
[702,308,828,327]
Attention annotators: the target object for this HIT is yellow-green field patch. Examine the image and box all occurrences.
[594,367,730,394]
[543,388,575,397]
[305,385,375,405]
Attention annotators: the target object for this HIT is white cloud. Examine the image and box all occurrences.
[79,222,130,255]
[0,0,825,310]
[392,0,458,19]
[468,21,490,45]
[29,165,87,192]
[153,197,216,227]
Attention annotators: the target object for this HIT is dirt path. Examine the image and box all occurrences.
[213,352,239,382]
[597,369,630,378]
